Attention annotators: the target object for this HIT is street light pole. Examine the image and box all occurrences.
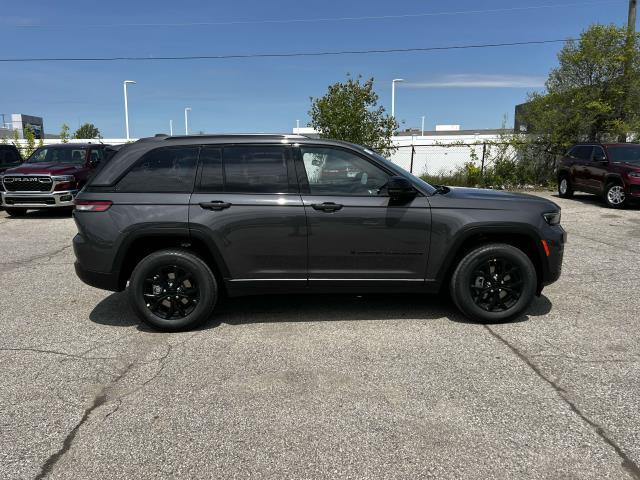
[391,78,405,119]
[123,80,136,140]
[421,115,425,136]
[169,120,173,136]
[184,107,191,135]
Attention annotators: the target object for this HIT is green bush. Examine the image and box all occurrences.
[419,138,558,190]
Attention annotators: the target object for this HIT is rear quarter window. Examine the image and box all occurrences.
[568,146,593,160]
[116,146,198,193]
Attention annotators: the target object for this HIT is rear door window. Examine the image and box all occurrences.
[116,146,198,192]
[222,145,290,193]
[569,146,593,161]
[198,147,224,192]
[592,146,606,161]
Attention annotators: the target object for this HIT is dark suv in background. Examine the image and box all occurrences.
[73,134,565,331]
[557,143,640,208]
[1,143,111,216]
[0,144,22,174]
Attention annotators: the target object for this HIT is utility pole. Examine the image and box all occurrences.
[621,0,637,141]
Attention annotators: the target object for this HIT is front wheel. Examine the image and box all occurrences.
[450,244,537,323]
[604,182,626,209]
[558,175,574,198]
[128,249,218,331]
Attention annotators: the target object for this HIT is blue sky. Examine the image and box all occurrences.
[0,0,630,137]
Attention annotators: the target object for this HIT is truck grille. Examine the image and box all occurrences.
[2,176,52,192]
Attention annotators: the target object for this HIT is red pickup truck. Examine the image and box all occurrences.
[0,143,114,216]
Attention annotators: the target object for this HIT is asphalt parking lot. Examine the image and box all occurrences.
[1,191,639,480]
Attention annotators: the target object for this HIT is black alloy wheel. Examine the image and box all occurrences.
[450,243,537,323]
[143,265,200,320]
[128,249,217,331]
[470,257,523,312]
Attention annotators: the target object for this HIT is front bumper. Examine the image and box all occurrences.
[1,190,78,208]
[541,226,566,287]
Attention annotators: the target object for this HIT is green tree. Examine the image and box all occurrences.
[24,125,36,158]
[521,24,640,147]
[60,123,70,143]
[309,75,398,155]
[74,123,100,139]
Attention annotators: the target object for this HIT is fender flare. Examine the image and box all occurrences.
[433,222,546,285]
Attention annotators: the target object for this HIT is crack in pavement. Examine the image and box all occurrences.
[0,244,73,274]
[30,333,202,477]
[484,325,640,480]
[33,361,135,480]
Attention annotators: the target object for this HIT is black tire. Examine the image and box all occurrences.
[603,182,626,209]
[557,174,574,198]
[5,207,28,217]
[450,243,537,323]
[128,249,217,331]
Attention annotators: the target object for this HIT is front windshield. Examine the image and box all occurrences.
[28,147,87,165]
[607,145,640,164]
[365,149,437,195]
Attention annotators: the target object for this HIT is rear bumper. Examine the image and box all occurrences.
[1,190,77,208]
[74,261,121,292]
[73,232,122,291]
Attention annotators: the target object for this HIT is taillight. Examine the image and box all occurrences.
[74,200,112,212]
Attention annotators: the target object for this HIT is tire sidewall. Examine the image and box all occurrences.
[558,175,573,198]
[451,244,537,323]
[128,250,217,331]
[604,183,626,209]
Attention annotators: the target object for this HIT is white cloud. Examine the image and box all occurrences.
[403,74,546,89]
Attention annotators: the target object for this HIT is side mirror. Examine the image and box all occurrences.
[385,176,416,201]
[594,156,607,163]
[89,159,100,168]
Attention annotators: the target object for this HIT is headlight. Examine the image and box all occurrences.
[629,172,640,178]
[52,175,75,182]
[543,212,561,226]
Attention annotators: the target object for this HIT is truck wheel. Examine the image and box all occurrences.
[450,244,537,323]
[5,207,28,217]
[128,249,218,331]
[603,182,626,209]
[557,175,574,198]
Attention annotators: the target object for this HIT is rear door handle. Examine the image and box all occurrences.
[199,201,232,211]
[312,202,343,212]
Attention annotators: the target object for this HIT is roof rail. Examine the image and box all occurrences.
[163,133,307,140]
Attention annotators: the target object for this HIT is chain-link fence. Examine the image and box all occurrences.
[388,140,560,187]
[388,142,516,177]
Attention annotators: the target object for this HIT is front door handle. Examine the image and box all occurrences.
[199,201,232,211]
[312,202,343,212]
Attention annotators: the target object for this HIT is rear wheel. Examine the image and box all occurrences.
[128,249,217,331]
[450,244,537,323]
[604,182,626,209]
[558,175,574,198]
[4,207,28,217]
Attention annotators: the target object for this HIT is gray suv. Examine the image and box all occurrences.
[73,134,566,331]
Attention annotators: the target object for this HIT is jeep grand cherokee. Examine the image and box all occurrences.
[73,134,566,331]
